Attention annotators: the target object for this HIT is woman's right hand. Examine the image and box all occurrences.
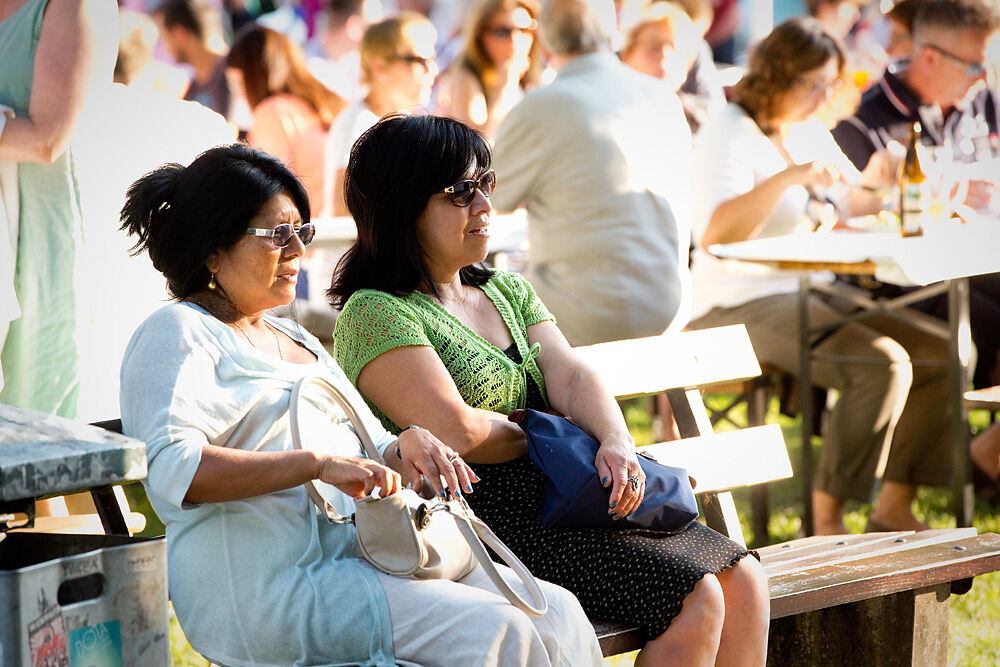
[317,455,402,499]
[784,160,842,189]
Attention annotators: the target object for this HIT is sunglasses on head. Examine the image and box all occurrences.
[245,223,316,248]
[441,170,496,207]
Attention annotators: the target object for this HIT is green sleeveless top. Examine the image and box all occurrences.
[333,271,554,433]
[0,0,85,416]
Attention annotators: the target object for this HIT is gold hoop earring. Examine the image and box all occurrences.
[208,273,217,290]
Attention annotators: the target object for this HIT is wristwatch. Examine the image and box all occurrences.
[395,425,423,459]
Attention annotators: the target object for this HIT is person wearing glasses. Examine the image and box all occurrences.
[118,143,601,667]
[323,12,438,216]
[330,113,770,666]
[435,0,543,139]
[689,16,953,536]
[832,0,1000,498]
[833,0,999,210]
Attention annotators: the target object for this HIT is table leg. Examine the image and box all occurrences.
[948,277,973,528]
[799,275,814,536]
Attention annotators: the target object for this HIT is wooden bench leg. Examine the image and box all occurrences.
[748,382,771,545]
[766,583,950,666]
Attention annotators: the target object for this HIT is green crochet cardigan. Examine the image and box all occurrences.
[333,271,553,433]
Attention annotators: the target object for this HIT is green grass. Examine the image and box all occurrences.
[158,396,1000,665]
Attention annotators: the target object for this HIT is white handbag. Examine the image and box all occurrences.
[289,376,548,618]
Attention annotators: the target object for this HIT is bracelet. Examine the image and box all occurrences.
[395,425,423,459]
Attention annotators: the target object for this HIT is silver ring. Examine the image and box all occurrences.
[628,474,640,490]
[447,452,461,463]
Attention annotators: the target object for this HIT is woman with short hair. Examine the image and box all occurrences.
[323,12,439,216]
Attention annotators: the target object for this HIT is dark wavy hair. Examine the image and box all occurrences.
[119,143,310,299]
[731,17,845,133]
[327,114,494,309]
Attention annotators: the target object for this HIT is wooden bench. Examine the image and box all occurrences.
[573,325,1000,663]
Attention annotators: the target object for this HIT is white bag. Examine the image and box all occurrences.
[289,376,547,617]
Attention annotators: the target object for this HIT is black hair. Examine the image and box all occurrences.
[327,114,494,309]
[119,143,310,299]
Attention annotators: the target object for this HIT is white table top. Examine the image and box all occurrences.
[709,220,1000,286]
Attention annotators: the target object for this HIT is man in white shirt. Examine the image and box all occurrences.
[491,0,693,346]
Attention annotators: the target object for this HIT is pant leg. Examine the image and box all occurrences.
[891,274,999,388]
[692,292,912,501]
[375,564,602,667]
[856,311,953,488]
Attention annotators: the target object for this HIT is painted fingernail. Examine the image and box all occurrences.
[472,473,481,481]
[609,500,617,509]
[608,510,617,517]
[439,489,447,499]
[465,484,473,493]
[454,489,462,499]
[601,477,609,486]
[612,515,621,521]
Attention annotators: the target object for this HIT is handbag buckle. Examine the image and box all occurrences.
[414,501,451,530]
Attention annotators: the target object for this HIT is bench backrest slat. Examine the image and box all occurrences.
[573,325,763,398]
[574,324,791,543]
[638,425,791,494]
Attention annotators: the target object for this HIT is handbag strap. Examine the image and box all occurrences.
[289,376,367,524]
[452,508,548,617]
[289,376,548,616]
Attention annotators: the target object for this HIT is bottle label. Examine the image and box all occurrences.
[901,182,928,233]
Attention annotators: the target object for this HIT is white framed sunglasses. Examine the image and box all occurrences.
[244,223,316,248]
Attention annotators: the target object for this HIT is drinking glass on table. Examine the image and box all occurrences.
[918,144,968,225]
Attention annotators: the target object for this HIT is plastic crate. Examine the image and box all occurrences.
[0,532,167,666]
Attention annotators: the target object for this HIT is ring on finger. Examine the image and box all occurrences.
[628,474,640,490]
[447,452,461,463]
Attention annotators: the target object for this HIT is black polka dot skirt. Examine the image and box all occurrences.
[466,456,754,639]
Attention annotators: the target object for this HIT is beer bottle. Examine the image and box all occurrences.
[899,121,927,237]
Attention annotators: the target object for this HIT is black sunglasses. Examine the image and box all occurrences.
[441,170,496,207]
[244,223,316,248]
[391,53,433,72]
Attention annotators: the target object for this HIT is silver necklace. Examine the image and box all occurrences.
[235,320,283,360]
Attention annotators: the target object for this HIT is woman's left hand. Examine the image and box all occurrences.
[594,438,645,519]
[396,426,479,500]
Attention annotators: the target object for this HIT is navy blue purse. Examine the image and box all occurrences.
[509,409,698,532]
